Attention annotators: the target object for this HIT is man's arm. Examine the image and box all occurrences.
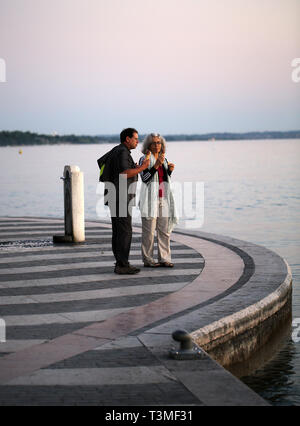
[121,158,150,178]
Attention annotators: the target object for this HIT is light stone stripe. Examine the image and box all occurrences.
[0,249,197,264]
[0,257,203,275]
[0,241,183,255]
[0,226,66,231]
[6,366,175,386]
[3,306,134,326]
[0,218,64,222]
[0,225,106,230]
[0,269,201,289]
[0,234,141,242]
[93,336,143,351]
[0,340,46,353]
[0,220,52,224]
[0,220,109,228]
[0,282,188,305]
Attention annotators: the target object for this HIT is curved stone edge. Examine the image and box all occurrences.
[191,260,292,366]
[168,228,293,368]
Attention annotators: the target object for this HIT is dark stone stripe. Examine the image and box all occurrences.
[46,347,160,369]
[0,266,114,281]
[0,225,65,230]
[0,220,48,225]
[0,274,197,297]
[0,353,10,358]
[6,322,92,340]
[0,292,173,315]
[0,257,113,269]
[0,383,202,406]
[0,263,203,282]
[0,253,202,269]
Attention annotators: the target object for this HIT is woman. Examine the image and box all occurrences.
[139,133,178,267]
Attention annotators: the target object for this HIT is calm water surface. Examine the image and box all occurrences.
[0,139,300,405]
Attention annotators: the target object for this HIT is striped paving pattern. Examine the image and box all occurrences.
[0,336,203,406]
[0,217,204,405]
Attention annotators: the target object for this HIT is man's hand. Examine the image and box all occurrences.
[121,157,150,178]
[141,157,150,170]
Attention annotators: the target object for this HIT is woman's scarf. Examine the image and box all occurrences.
[139,153,179,232]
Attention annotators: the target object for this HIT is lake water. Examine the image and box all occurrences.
[0,139,300,405]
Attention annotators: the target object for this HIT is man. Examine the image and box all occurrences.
[108,128,149,274]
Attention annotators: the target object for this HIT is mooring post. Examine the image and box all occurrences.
[169,329,205,360]
[53,165,85,243]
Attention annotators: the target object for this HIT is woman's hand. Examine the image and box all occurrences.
[168,162,175,172]
[154,153,165,169]
[158,152,165,163]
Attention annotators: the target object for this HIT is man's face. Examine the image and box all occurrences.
[126,132,139,150]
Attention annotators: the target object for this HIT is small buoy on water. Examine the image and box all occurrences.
[18,149,23,155]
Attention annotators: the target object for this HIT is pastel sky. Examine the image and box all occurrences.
[0,0,299,135]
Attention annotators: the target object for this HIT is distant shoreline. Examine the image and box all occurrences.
[1,130,300,147]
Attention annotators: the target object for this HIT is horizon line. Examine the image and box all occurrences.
[1,129,300,137]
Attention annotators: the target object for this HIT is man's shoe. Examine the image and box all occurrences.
[114,265,140,275]
[128,264,141,273]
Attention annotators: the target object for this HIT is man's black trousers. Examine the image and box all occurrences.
[110,214,132,267]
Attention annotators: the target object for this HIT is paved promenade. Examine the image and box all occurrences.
[0,217,276,406]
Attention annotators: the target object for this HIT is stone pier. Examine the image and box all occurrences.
[0,217,292,406]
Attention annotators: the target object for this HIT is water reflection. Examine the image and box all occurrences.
[228,320,292,378]
[227,317,300,406]
[241,338,299,406]
[226,315,299,406]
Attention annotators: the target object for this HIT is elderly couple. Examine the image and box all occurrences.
[104,127,178,275]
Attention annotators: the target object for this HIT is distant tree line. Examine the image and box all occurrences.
[0,131,117,146]
[0,130,300,147]
[165,131,300,141]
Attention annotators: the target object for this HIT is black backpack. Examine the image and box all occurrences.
[97,145,120,182]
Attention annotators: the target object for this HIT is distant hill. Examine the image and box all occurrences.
[0,130,300,146]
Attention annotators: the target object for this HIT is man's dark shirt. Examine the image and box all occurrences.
[108,143,138,206]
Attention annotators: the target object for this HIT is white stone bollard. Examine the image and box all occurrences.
[0,319,6,343]
[53,165,85,243]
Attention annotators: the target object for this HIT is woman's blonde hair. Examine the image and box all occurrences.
[141,133,167,154]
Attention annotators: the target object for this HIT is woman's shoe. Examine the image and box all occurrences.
[159,262,174,268]
[144,262,160,268]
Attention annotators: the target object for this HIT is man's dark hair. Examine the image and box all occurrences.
[120,128,138,143]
